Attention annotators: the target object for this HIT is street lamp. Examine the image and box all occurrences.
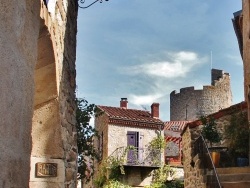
[78,0,109,9]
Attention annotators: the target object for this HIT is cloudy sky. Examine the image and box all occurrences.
[76,0,243,121]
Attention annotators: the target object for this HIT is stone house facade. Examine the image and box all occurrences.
[0,0,78,187]
[164,121,189,166]
[94,98,165,187]
[170,69,232,121]
[181,102,247,188]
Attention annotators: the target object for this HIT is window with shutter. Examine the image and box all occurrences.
[127,131,143,164]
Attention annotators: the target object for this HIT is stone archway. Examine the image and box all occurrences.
[29,0,78,187]
[0,0,78,187]
[29,18,65,187]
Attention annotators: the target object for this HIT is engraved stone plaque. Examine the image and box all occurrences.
[35,163,57,177]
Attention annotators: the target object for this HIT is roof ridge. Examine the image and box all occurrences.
[97,105,150,113]
[96,105,164,124]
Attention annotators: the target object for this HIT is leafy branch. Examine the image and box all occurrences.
[76,98,100,180]
[200,116,222,147]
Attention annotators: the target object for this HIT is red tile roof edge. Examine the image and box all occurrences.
[181,101,247,136]
[97,105,164,123]
[164,121,190,131]
[97,105,152,114]
[109,118,164,130]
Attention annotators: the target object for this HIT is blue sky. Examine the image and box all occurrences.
[76,0,243,121]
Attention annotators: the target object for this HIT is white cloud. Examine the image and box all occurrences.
[120,51,207,78]
[129,93,163,106]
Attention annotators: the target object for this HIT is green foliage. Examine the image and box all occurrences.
[152,165,175,184]
[149,135,166,151]
[94,146,135,187]
[144,182,167,188]
[106,156,125,180]
[200,116,222,147]
[76,98,100,180]
[225,111,249,157]
[164,180,184,188]
[147,165,184,188]
[145,181,184,188]
[93,161,109,187]
[104,180,132,188]
[93,161,121,187]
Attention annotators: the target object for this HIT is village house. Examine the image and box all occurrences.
[164,121,189,181]
[164,121,189,166]
[93,98,165,187]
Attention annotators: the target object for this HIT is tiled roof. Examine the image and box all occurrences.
[164,121,189,132]
[97,105,164,129]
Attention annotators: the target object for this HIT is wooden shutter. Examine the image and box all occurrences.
[138,132,144,163]
[127,131,137,147]
[127,131,137,163]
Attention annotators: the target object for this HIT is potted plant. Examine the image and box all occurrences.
[200,116,222,167]
[225,111,249,167]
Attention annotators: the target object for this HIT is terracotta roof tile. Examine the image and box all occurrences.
[164,121,190,132]
[97,105,164,128]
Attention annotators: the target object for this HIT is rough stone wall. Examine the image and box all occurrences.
[170,69,232,121]
[242,0,250,121]
[182,110,244,188]
[0,0,78,187]
[91,113,110,187]
[182,125,204,188]
[30,1,78,188]
[94,113,110,159]
[238,2,250,164]
[57,0,78,186]
[0,1,41,187]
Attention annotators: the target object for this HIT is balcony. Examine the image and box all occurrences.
[108,146,162,168]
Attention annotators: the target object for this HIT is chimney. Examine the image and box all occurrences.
[151,103,159,118]
[120,98,128,109]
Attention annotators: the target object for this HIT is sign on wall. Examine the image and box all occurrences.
[35,163,57,177]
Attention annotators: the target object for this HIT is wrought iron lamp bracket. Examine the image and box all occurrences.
[78,0,109,9]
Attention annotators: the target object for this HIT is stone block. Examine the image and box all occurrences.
[66,168,75,182]
[32,99,64,158]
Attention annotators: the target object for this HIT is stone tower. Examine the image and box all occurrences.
[170,69,232,121]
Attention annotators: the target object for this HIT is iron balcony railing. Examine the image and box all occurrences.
[193,135,222,188]
[109,146,162,167]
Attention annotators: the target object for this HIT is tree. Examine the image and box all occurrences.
[200,116,222,147]
[76,98,99,180]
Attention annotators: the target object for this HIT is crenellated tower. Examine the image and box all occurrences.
[170,69,232,121]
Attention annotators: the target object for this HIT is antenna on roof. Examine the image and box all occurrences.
[210,51,213,70]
